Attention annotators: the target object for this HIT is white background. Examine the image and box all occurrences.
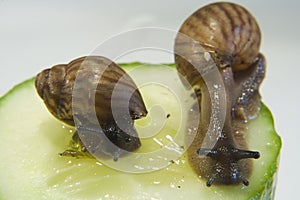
[0,0,299,199]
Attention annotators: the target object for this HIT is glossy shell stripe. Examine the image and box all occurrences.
[35,56,147,153]
[178,2,261,71]
[35,64,74,126]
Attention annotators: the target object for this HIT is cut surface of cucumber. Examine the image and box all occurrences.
[0,63,281,200]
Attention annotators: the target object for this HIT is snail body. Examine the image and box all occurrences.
[175,2,265,186]
[35,56,147,157]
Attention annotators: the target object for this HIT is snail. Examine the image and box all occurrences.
[174,2,265,186]
[35,56,147,160]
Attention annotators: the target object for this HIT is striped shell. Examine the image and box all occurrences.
[35,56,147,152]
[177,2,261,72]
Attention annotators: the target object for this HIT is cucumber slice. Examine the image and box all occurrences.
[0,63,281,200]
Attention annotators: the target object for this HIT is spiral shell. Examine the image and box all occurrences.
[176,2,261,72]
[35,56,147,152]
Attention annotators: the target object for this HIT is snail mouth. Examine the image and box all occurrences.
[205,162,249,187]
[197,137,260,187]
[101,121,142,153]
[120,135,142,152]
[114,132,142,153]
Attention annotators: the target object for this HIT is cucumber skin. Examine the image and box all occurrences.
[0,63,281,200]
[249,104,281,200]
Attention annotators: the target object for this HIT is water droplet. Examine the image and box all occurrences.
[75,182,80,186]
[152,167,160,170]
[204,52,211,61]
[153,138,163,146]
[153,181,160,185]
[134,165,144,170]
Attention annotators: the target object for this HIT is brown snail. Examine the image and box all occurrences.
[174,2,265,186]
[35,56,147,160]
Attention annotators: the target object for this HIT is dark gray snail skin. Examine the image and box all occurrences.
[35,56,147,160]
[174,2,265,186]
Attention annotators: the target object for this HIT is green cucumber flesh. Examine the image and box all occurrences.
[0,63,281,200]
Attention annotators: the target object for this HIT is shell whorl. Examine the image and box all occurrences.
[175,2,261,84]
[35,56,147,127]
[35,64,74,126]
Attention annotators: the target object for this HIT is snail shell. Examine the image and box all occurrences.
[35,56,147,153]
[174,2,265,186]
[177,2,261,71]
